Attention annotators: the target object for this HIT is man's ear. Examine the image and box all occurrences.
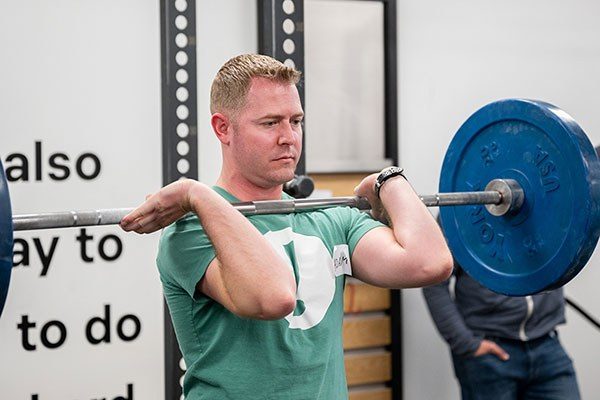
[211,112,231,144]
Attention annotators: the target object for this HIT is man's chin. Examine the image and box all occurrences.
[269,169,296,186]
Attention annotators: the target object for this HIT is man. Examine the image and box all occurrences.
[120,54,452,399]
[423,259,580,399]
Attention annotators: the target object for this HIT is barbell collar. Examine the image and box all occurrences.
[484,179,524,216]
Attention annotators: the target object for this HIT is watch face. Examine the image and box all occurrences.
[380,167,402,181]
[375,167,403,197]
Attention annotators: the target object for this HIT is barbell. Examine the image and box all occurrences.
[1,99,599,318]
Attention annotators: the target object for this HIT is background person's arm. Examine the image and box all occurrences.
[422,277,482,356]
[423,280,509,360]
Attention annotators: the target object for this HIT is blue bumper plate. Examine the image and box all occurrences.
[439,99,600,295]
[0,160,13,316]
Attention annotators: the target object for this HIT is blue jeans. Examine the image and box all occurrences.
[451,332,580,400]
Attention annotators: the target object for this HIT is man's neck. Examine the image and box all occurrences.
[216,174,283,201]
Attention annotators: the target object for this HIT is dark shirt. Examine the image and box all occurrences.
[422,267,566,356]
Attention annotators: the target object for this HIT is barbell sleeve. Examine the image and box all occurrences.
[419,191,501,207]
[11,179,520,231]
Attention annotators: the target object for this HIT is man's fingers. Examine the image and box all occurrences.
[491,343,510,361]
[120,212,146,231]
[474,340,509,361]
[127,217,161,234]
[120,200,159,230]
[123,207,184,233]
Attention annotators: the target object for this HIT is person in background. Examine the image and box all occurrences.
[423,229,580,400]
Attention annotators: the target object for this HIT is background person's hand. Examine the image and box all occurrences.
[474,339,510,361]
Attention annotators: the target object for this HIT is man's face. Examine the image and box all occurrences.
[228,77,304,188]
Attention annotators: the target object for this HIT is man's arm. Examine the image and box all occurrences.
[423,278,509,359]
[422,277,482,355]
[120,179,296,320]
[351,174,453,288]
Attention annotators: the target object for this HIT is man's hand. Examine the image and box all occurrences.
[119,179,201,234]
[354,173,385,221]
[474,339,510,361]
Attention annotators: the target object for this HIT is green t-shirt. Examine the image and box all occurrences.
[157,187,383,399]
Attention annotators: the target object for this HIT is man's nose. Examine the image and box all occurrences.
[278,121,297,145]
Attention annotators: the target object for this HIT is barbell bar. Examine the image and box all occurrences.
[11,179,514,231]
[1,99,600,319]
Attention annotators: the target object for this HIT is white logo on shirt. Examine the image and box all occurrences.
[264,228,336,330]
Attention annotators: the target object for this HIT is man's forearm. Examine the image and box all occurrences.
[379,176,453,283]
[190,184,296,318]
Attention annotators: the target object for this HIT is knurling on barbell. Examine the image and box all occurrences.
[0,99,599,318]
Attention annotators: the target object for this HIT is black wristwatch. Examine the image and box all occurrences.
[374,166,406,198]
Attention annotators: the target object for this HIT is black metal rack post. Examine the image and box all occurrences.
[160,1,198,399]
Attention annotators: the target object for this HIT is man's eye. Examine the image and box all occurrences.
[263,121,277,126]
[292,119,303,126]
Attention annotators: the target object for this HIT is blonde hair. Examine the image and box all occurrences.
[210,54,301,115]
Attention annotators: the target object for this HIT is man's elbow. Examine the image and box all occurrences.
[378,246,453,289]
[423,250,453,285]
[247,291,297,320]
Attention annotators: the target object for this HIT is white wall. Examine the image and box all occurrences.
[398,1,600,399]
[0,1,163,398]
[196,0,258,185]
[304,0,388,173]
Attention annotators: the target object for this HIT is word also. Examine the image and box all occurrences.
[4,141,101,182]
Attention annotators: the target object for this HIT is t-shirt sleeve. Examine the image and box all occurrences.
[157,216,216,300]
[343,208,385,255]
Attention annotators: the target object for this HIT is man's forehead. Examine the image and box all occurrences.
[244,78,303,112]
[247,76,298,96]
